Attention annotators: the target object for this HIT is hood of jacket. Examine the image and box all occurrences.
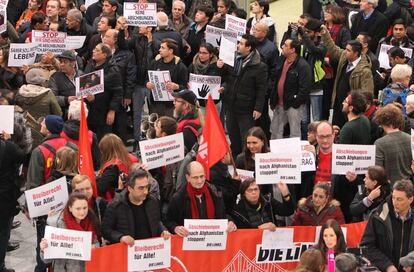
[154,54,182,65]
[298,196,341,211]
[17,84,51,105]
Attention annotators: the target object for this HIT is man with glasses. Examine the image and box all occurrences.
[102,168,170,245]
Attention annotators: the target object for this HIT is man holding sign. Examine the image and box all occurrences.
[166,161,237,237]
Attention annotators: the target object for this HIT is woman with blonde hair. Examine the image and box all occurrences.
[46,146,79,190]
[97,133,139,200]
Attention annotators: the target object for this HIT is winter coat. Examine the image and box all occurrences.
[292,196,345,226]
[256,38,279,95]
[321,30,374,108]
[66,19,93,60]
[112,48,137,99]
[377,36,414,56]
[168,14,192,36]
[384,0,414,25]
[48,70,83,111]
[0,67,24,90]
[15,84,62,119]
[102,190,167,243]
[221,50,267,114]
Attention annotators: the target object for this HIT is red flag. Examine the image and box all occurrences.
[78,98,98,197]
[197,94,229,180]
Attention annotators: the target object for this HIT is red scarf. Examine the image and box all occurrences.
[186,182,215,219]
[364,105,377,119]
[324,23,344,77]
[63,208,97,243]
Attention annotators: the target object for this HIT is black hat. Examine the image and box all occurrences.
[57,50,76,61]
[172,89,197,106]
[305,18,322,32]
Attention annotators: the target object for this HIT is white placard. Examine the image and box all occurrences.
[183,219,228,251]
[219,36,236,67]
[75,69,104,97]
[128,237,171,271]
[189,73,221,100]
[148,70,174,101]
[25,176,69,218]
[32,31,67,54]
[84,0,98,9]
[331,144,375,175]
[8,43,38,67]
[0,6,7,34]
[378,44,413,69]
[65,36,87,51]
[124,2,157,26]
[0,105,14,134]
[411,129,414,159]
[139,133,184,169]
[255,152,301,184]
[228,166,254,181]
[43,226,92,261]
[225,14,246,40]
[301,141,316,172]
[261,228,295,249]
[205,25,238,48]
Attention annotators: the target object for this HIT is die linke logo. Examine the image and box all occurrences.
[256,243,314,263]
[198,141,208,163]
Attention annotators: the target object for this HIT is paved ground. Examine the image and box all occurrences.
[5,1,301,271]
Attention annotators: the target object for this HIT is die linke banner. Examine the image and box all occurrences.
[86,221,367,272]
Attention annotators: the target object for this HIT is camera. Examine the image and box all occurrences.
[346,247,381,272]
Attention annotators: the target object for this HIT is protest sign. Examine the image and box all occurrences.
[0,7,6,34]
[25,176,69,218]
[270,138,315,172]
[261,228,294,249]
[301,141,316,172]
[8,43,38,67]
[183,219,228,251]
[205,25,238,48]
[85,0,98,8]
[139,133,184,169]
[378,44,413,69]
[331,144,376,175]
[76,70,104,98]
[128,238,171,271]
[148,70,174,101]
[124,2,157,26]
[225,14,246,40]
[219,36,236,67]
[66,36,87,50]
[228,166,254,181]
[43,226,92,261]
[0,105,14,134]
[32,31,67,54]
[189,73,221,100]
[255,152,301,184]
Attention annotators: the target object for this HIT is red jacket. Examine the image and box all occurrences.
[292,196,345,226]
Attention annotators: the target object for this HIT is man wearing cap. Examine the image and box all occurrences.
[172,89,202,153]
[48,50,83,119]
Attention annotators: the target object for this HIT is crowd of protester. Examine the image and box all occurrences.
[2,0,414,271]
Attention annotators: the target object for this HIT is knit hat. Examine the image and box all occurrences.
[172,89,197,106]
[400,251,414,267]
[335,253,358,272]
[45,115,64,134]
[26,68,47,85]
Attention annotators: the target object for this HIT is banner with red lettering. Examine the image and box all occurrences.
[86,222,367,272]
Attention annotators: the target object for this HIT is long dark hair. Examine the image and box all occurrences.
[243,126,269,170]
[315,219,346,262]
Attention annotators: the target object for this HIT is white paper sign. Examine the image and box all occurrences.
[205,25,238,48]
[8,43,38,67]
[128,238,171,271]
[225,14,246,40]
[301,141,316,172]
[124,2,157,26]
[189,73,221,100]
[378,44,413,69]
[32,31,67,54]
[183,219,228,251]
[255,152,301,184]
[228,166,254,181]
[270,138,315,172]
[43,226,92,261]
[75,69,104,97]
[0,105,14,134]
[0,7,7,34]
[25,177,69,218]
[219,36,236,67]
[331,144,376,175]
[66,36,87,50]
[139,133,184,169]
[85,0,99,9]
[148,70,174,101]
[261,228,295,249]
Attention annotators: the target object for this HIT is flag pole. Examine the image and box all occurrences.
[228,151,239,179]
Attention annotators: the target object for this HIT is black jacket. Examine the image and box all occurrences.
[231,195,295,229]
[112,48,137,99]
[102,190,166,243]
[384,0,414,25]
[48,70,83,111]
[66,19,94,60]
[270,55,312,110]
[221,50,267,114]
[165,183,227,233]
[256,38,279,96]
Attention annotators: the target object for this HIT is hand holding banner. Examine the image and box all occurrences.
[148,70,174,101]
[128,237,171,271]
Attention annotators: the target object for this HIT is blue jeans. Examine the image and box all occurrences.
[132,86,149,143]
[310,94,323,122]
[0,216,13,271]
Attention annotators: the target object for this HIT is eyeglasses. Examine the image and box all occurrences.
[246,187,259,193]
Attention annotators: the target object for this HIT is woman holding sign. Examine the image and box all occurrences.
[40,192,100,271]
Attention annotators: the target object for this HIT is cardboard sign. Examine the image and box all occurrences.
[128,238,171,271]
[255,153,301,184]
[8,43,38,67]
[139,133,185,169]
[0,105,14,134]
[225,14,246,40]
[148,70,174,101]
[183,219,228,251]
[25,177,69,218]
[205,25,238,48]
[124,2,157,26]
[43,226,92,261]
[219,36,236,67]
[189,73,221,100]
[32,30,67,54]
[331,144,376,175]
[378,44,413,69]
[75,69,104,97]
